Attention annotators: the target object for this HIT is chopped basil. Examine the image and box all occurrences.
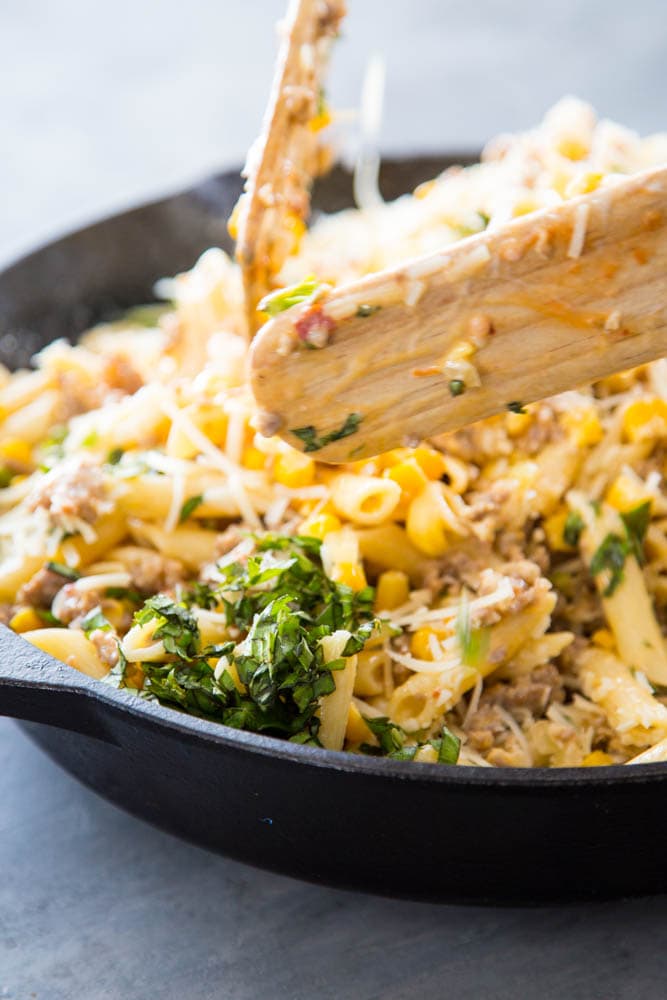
[291,412,362,452]
[507,401,526,414]
[178,494,204,524]
[431,725,461,764]
[106,447,124,465]
[258,277,321,317]
[362,717,461,764]
[81,607,112,636]
[621,500,651,565]
[45,561,81,581]
[362,716,405,755]
[35,608,64,627]
[0,467,13,489]
[82,430,99,448]
[590,533,628,596]
[128,535,378,743]
[478,211,491,228]
[449,379,465,397]
[563,511,585,548]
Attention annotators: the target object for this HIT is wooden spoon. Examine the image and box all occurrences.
[249,163,667,462]
[230,0,346,335]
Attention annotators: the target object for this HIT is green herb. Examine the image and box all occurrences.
[507,401,526,414]
[478,211,491,228]
[178,494,204,524]
[106,447,124,466]
[134,595,200,661]
[0,467,13,489]
[258,277,321,317]
[82,430,99,448]
[35,608,64,627]
[105,586,144,603]
[430,725,461,764]
[621,500,651,565]
[45,561,80,581]
[291,412,362,453]
[363,716,405,755]
[119,303,170,328]
[455,592,490,667]
[590,533,628,596]
[128,535,378,743]
[449,379,465,397]
[563,511,585,548]
[81,607,112,636]
[356,304,381,318]
[316,87,327,118]
[589,501,652,596]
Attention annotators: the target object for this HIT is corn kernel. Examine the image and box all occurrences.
[298,512,342,541]
[606,473,653,513]
[582,750,613,767]
[622,398,667,443]
[385,458,428,499]
[9,607,43,633]
[123,662,145,690]
[308,109,332,132]
[410,626,445,661]
[345,702,373,745]
[273,450,316,488]
[565,172,603,198]
[506,410,532,437]
[413,445,448,480]
[592,629,615,650]
[557,137,588,161]
[375,570,410,612]
[544,509,575,552]
[0,438,32,466]
[331,561,367,591]
[561,407,603,447]
[406,482,450,556]
[242,445,267,471]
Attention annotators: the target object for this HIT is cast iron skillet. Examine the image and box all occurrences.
[1,157,666,905]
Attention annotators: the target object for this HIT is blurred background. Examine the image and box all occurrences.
[2,0,667,263]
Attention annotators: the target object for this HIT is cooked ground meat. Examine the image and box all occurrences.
[26,458,111,527]
[480,664,565,716]
[17,567,66,608]
[89,629,120,669]
[0,603,14,626]
[113,546,184,594]
[56,585,101,626]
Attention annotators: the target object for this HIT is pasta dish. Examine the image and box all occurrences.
[4,97,667,767]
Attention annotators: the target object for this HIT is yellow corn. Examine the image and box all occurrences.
[242,445,267,471]
[9,607,43,633]
[375,570,410,612]
[506,410,532,437]
[273,449,316,488]
[557,137,588,161]
[406,483,450,556]
[622,398,667,442]
[102,599,126,631]
[592,628,615,650]
[565,171,603,198]
[606,473,653,513]
[308,109,332,132]
[331,561,367,591]
[410,626,445,661]
[298,512,342,541]
[582,750,613,767]
[123,662,145,690]
[0,438,32,466]
[413,445,448,480]
[544,509,575,552]
[385,458,428,499]
[561,406,603,447]
[345,702,373,745]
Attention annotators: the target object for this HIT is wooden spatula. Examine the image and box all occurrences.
[249,163,667,462]
[230,0,346,335]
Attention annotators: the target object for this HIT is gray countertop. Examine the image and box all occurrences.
[2,2,667,996]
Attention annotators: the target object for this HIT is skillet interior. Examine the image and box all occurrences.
[1,156,666,904]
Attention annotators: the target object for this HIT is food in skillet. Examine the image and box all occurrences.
[4,95,667,767]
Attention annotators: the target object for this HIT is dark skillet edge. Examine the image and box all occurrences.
[1,152,666,793]
[3,623,666,788]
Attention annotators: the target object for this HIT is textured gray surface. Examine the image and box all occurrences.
[2,1,667,997]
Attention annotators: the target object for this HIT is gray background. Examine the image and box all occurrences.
[2,1,667,997]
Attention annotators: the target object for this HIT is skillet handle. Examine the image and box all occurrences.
[0,625,119,744]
